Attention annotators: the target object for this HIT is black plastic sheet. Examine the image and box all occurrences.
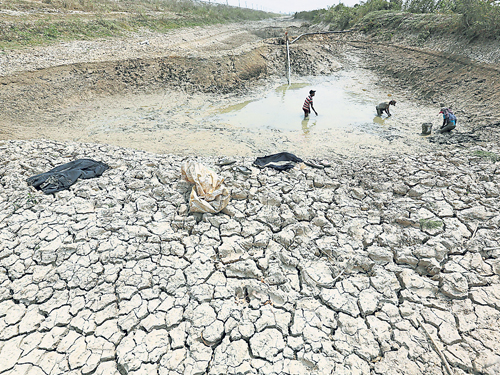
[27,159,110,194]
[253,152,303,171]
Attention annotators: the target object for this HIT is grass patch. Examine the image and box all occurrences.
[358,11,459,36]
[0,18,125,47]
[419,219,443,230]
[471,150,500,162]
[295,0,500,42]
[0,0,276,49]
[11,191,39,213]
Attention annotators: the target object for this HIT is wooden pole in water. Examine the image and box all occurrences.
[285,32,291,85]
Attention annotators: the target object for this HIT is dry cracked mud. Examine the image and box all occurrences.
[1,16,500,375]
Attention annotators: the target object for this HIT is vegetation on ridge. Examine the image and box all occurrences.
[295,0,500,41]
[0,0,276,49]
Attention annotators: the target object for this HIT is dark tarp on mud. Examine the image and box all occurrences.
[27,159,110,194]
[253,152,303,171]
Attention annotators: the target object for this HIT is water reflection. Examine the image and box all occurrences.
[301,117,317,135]
[275,82,309,101]
[373,116,386,125]
[218,100,254,114]
[209,73,375,132]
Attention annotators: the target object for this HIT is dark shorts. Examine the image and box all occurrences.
[303,109,310,116]
[439,120,456,133]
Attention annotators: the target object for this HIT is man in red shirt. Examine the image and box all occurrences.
[303,90,318,118]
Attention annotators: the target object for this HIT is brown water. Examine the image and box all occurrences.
[198,71,440,156]
[210,77,377,132]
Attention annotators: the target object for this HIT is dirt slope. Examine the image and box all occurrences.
[1,16,499,154]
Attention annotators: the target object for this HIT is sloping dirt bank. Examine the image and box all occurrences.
[339,31,500,138]
[1,17,499,157]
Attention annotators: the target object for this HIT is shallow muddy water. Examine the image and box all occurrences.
[7,69,442,158]
[210,73,381,134]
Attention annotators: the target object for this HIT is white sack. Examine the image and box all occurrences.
[181,161,230,214]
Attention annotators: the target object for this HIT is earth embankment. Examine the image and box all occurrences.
[1,16,500,375]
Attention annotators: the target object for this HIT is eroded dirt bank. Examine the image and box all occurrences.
[343,33,500,134]
[1,16,500,375]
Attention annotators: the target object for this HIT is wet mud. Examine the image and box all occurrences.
[1,18,499,158]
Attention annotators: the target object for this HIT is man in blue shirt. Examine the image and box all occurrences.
[438,108,457,133]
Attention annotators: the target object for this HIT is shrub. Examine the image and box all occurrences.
[454,0,500,38]
[296,0,403,30]
[295,0,499,40]
[419,219,443,230]
[471,150,500,162]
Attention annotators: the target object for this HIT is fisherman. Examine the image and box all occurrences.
[376,100,396,117]
[438,107,457,133]
[303,90,318,118]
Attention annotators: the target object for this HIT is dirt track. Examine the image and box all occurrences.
[1,16,500,157]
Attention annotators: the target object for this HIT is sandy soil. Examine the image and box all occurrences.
[1,16,500,158]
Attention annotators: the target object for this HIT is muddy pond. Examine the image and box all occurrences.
[19,68,441,158]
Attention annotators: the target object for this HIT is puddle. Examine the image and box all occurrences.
[6,69,441,158]
[210,73,380,134]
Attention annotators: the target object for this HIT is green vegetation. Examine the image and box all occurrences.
[11,192,39,213]
[295,0,500,41]
[0,0,276,49]
[471,150,500,162]
[419,218,443,230]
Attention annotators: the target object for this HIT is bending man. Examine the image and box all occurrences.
[303,90,318,118]
[376,100,396,117]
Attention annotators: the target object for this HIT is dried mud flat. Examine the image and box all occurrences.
[1,16,500,375]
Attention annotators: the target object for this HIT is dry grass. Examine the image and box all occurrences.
[0,0,276,49]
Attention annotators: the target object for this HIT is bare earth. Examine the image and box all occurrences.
[1,15,500,375]
[2,17,499,158]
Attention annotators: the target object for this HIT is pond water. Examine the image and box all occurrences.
[209,72,384,135]
[20,69,440,157]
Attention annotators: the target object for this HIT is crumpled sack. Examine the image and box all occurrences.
[181,161,230,214]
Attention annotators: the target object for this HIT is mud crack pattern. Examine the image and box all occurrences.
[1,139,499,375]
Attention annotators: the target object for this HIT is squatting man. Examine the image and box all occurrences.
[376,100,397,117]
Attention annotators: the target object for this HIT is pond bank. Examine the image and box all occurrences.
[1,17,500,158]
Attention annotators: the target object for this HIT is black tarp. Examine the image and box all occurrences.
[253,152,303,171]
[26,159,110,194]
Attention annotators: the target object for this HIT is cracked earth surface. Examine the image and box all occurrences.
[1,138,500,375]
[1,14,500,375]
